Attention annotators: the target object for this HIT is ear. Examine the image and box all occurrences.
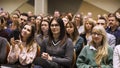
[116,21,119,26]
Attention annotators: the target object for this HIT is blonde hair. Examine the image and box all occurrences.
[90,25,108,65]
[84,18,95,33]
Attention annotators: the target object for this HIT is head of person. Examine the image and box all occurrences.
[28,15,36,24]
[62,17,69,26]
[66,21,79,41]
[21,23,35,45]
[36,15,43,23]
[91,25,108,45]
[54,10,60,18]
[74,14,83,26]
[87,12,92,18]
[108,13,119,28]
[0,16,6,30]
[12,13,19,22]
[97,16,107,29]
[14,10,21,16]
[49,17,65,40]
[84,19,95,33]
[27,11,33,17]
[40,20,49,35]
[91,25,108,65]
[19,13,28,24]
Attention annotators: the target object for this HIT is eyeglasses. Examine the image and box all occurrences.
[50,24,59,27]
[20,18,27,22]
[92,32,102,36]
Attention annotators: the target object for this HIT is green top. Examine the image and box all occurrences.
[76,45,113,68]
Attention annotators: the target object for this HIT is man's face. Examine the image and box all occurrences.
[97,19,106,28]
[108,17,118,28]
[19,15,28,24]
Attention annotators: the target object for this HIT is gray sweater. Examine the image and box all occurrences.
[41,38,74,68]
[0,37,9,64]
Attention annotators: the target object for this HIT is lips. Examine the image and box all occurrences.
[21,31,27,36]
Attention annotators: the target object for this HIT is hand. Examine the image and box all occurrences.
[41,52,48,59]
[41,52,52,61]
[10,37,15,47]
[47,55,52,61]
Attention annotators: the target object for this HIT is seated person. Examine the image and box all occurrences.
[0,36,10,64]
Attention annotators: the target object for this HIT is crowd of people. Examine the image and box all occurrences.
[0,8,120,68]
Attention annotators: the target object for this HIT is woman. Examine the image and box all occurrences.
[66,21,84,57]
[7,23,39,68]
[76,25,113,68]
[80,19,95,45]
[35,20,49,46]
[66,21,84,68]
[34,18,74,68]
[74,14,84,34]
[35,15,43,35]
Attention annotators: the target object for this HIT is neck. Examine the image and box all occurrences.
[94,43,101,49]
[43,31,48,36]
[111,26,117,31]
[22,37,27,42]
[53,34,59,41]
[86,29,91,33]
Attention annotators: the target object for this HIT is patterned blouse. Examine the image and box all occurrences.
[7,41,38,65]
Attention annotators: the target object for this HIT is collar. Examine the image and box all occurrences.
[89,45,97,51]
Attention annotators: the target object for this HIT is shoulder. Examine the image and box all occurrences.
[0,36,7,41]
[107,46,113,51]
[66,38,72,42]
[82,45,90,50]
[35,34,42,39]
[107,33,115,38]
[32,41,38,47]
[78,36,84,41]
[114,45,120,50]
[0,37,8,44]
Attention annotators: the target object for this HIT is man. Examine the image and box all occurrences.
[106,13,120,45]
[19,13,28,30]
[96,16,116,49]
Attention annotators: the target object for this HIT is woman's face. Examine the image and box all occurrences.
[85,22,92,30]
[41,21,49,33]
[21,25,32,39]
[50,20,60,35]
[92,29,103,44]
[66,24,74,34]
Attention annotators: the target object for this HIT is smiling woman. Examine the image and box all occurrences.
[34,18,74,68]
[7,23,40,68]
[76,25,113,68]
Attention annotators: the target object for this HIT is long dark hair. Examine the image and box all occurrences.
[66,21,79,41]
[21,23,35,45]
[39,20,49,36]
[48,17,67,45]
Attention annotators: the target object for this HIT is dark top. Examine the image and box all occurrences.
[106,27,120,45]
[41,38,74,68]
[0,37,9,64]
